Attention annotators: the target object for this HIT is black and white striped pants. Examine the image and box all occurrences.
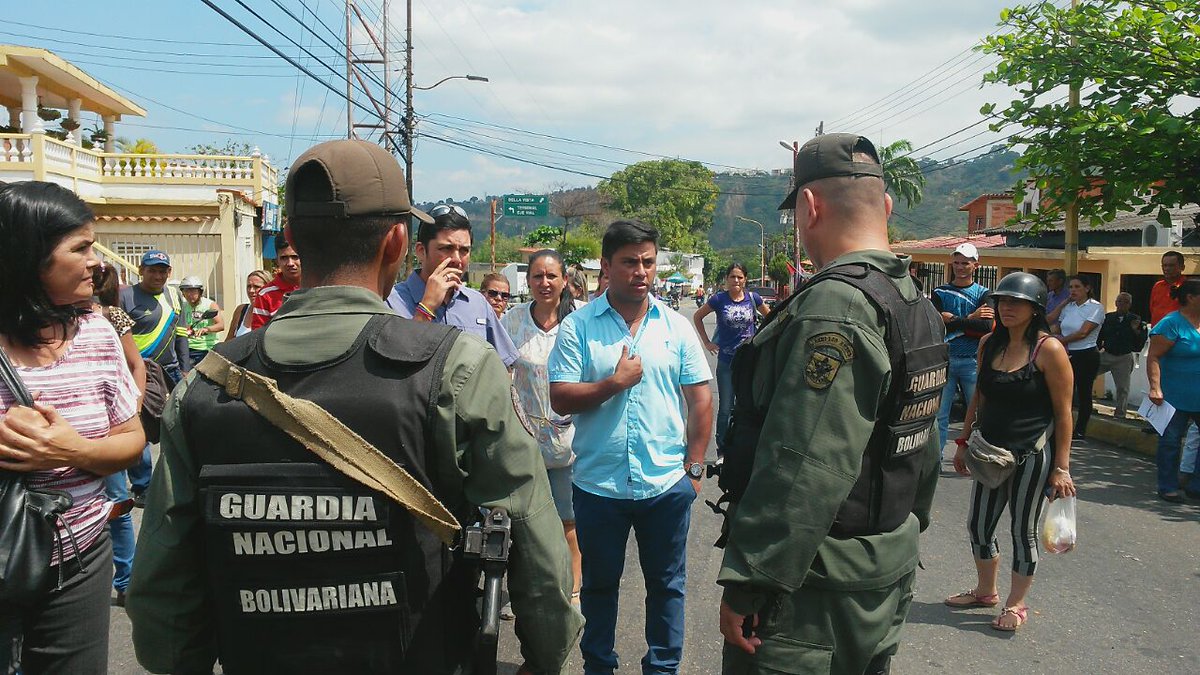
[967,443,1052,576]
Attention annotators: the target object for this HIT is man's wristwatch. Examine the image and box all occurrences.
[685,462,704,479]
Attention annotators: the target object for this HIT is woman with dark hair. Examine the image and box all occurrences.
[223,270,271,341]
[691,262,769,451]
[480,272,511,318]
[501,249,583,606]
[947,272,1075,632]
[0,181,144,672]
[1048,275,1104,438]
[1146,278,1200,502]
[90,263,147,608]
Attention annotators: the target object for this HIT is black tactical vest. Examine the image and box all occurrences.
[180,315,476,674]
[718,262,947,538]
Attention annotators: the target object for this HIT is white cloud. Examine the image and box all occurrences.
[377,0,1019,198]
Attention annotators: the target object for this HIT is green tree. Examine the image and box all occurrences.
[880,139,926,209]
[980,0,1200,229]
[189,140,257,156]
[598,159,719,252]
[767,252,791,286]
[524,225,562,248]
[115,137,159,154]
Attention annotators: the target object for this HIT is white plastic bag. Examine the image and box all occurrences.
[1041,495,1077,554]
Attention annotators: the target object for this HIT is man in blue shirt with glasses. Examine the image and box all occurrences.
[549,219,713,675]
[387,204,517,366]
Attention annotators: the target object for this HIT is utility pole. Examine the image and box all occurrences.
[404,0,416,276]
[1064,0,1081,275]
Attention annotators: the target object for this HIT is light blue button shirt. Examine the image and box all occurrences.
[548,292,712,500]
[387,271,518,367]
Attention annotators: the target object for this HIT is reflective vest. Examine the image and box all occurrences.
[180,315,476,674]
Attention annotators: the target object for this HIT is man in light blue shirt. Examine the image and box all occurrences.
[549,219,713,675]
[386,204,518,366]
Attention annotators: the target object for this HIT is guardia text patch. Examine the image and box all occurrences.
[804,333,854,389]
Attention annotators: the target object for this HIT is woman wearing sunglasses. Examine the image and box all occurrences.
[480,273,512,318]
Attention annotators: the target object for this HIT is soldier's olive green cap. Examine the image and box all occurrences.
[286,139,433,223]
[778,133,884,210]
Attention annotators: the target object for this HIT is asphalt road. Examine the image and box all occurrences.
[106,303,1199,674]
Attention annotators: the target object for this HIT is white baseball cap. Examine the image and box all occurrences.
[953,243,979,260]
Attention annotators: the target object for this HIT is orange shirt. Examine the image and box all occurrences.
[1150,276,1186,324]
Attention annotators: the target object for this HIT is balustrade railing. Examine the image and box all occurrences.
[0,133,276,203]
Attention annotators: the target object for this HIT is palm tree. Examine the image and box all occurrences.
[880,139,926,209]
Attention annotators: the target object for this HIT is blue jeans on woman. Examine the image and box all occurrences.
[103,472,134,593]
[1157,409,1200,494]
[573,477,696,675]
[715,360,734,453]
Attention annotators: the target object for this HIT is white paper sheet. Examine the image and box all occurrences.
[1137,397,1176,436]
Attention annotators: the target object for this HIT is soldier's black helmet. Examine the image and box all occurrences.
[990,272,1048,312]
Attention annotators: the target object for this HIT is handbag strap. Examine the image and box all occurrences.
[194,350,461,546]
[0,345,35,407]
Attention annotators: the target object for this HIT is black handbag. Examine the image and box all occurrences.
[0,346,74,605]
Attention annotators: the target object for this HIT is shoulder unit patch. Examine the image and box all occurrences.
[804,332,854,390]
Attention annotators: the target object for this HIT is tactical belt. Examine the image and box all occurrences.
[194,350,461,546]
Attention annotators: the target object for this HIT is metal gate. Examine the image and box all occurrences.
[96,233,225,306]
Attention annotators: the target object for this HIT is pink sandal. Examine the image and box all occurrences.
[944,589,1000,608]
[991,605,1028,631]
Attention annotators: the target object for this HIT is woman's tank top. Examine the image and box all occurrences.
[233,304,252,338]
[978,337,1054,453]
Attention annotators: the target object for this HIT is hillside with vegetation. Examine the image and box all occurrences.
[418,147,1023,270]
[710,147,1023,249]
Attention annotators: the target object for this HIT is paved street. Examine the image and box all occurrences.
[105,303,1199,673]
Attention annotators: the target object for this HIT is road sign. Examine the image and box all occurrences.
[503,194,548,217]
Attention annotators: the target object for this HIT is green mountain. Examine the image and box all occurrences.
[418,147,1023,259]
[710,147,1024,249]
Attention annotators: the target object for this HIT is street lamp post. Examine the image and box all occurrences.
[402,71,488,274]
[735,215,767,287]
[779,140,800,287]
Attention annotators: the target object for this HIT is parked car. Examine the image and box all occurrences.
[748,285,779,309]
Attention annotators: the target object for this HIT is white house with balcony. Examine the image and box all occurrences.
[0,45,280,307]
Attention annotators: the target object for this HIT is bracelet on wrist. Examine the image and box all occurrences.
[1053,466,1070,475]
[415,302,436,320]
[954,438,969,447]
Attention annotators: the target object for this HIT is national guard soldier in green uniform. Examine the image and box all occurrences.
[126,139,582,674]
[717,134,947,675]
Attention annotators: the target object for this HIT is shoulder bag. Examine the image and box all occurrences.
[0,347,74,604]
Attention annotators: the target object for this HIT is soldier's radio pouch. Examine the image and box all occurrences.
[194,350,461,545]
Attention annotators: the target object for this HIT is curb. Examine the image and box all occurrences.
[1084,402,1155,458]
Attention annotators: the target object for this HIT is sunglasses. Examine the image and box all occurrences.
[429,204,468,218]
[484,288,511,301]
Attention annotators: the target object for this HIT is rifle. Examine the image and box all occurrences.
[463,507,512,675]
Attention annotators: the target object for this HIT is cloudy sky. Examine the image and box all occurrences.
[6,0,1026,201]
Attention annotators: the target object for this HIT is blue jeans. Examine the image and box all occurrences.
[128,444,153,496]
[1157,409,1200,494]
[573,477,696,675]
[938,354,979,449]
[715,360,734,452]
[103,472,134,593]
[1183,422,1199,476]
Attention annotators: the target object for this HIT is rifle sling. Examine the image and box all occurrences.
[194,350,461,546]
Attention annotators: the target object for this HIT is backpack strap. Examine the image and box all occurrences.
[193,349,461,546]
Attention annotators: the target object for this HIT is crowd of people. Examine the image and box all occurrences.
[0,133,1190,675]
